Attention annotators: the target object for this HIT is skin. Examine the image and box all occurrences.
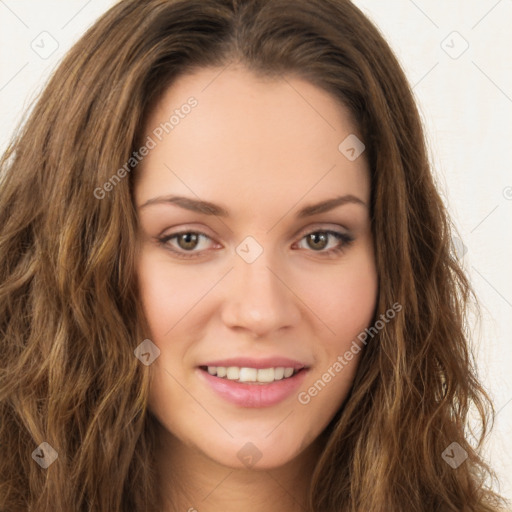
[134,65,378,512]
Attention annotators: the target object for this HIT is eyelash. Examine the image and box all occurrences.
[156,229,354,260]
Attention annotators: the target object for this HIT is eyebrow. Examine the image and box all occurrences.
[138,194,367,217]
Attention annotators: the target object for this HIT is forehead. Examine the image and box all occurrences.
[135,66,370,213]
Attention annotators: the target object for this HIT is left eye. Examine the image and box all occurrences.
[295,231,352,252]
[157,229,354,258]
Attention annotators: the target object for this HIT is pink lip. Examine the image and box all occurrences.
[197,367,309,408]
[200,357,308,371]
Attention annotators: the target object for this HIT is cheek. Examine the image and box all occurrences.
[336,267,378,336]
[297,255,377,418]
[137,250,207,337]
[298,249,378,351]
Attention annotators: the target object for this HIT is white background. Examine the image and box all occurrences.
[1,0,511,502]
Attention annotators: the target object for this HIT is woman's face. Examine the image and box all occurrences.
[134,66,378,469]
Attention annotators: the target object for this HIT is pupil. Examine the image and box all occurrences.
[309,233,327,250]
[179,233,198,250]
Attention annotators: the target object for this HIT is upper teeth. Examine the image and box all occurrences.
[207,366,296,383]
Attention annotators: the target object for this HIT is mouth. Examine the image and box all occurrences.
[196,362,310,408]
[199,365,305,384]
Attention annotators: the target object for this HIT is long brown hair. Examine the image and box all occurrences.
[0,0,507,510]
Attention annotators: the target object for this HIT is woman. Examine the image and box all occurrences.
[0,0,507,510]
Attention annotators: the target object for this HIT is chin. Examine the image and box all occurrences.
[197,431,317,471]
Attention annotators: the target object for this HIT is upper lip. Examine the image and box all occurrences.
[199,357,309,371]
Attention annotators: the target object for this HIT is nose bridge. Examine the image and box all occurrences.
[239,251,279,313]
[220,239,300,335]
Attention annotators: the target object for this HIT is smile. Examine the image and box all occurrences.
[197,366,309,408]
[201,365,299,384]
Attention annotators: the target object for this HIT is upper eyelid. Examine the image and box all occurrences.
[162,222,351,239]
[161,225,351,248]
[158,227,354,262]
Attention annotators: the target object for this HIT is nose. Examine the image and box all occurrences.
[220,251,301,338]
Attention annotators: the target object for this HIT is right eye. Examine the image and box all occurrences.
[157,231,219,258]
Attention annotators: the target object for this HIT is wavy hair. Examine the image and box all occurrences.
[0,0,507,510]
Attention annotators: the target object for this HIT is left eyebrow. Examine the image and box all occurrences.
[296,194,367,217]
[137,194,367,217]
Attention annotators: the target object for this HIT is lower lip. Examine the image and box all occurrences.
[197,368,309,408]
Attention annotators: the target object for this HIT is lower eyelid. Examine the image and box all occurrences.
[294,231,353,249]
[159,230,353,256]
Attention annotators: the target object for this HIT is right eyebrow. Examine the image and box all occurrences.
[137,193,367,217]
[138,194,228,216]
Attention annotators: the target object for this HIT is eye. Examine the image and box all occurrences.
[294,230,354,256]
[156,228,354,259]
[157,231,215,257]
